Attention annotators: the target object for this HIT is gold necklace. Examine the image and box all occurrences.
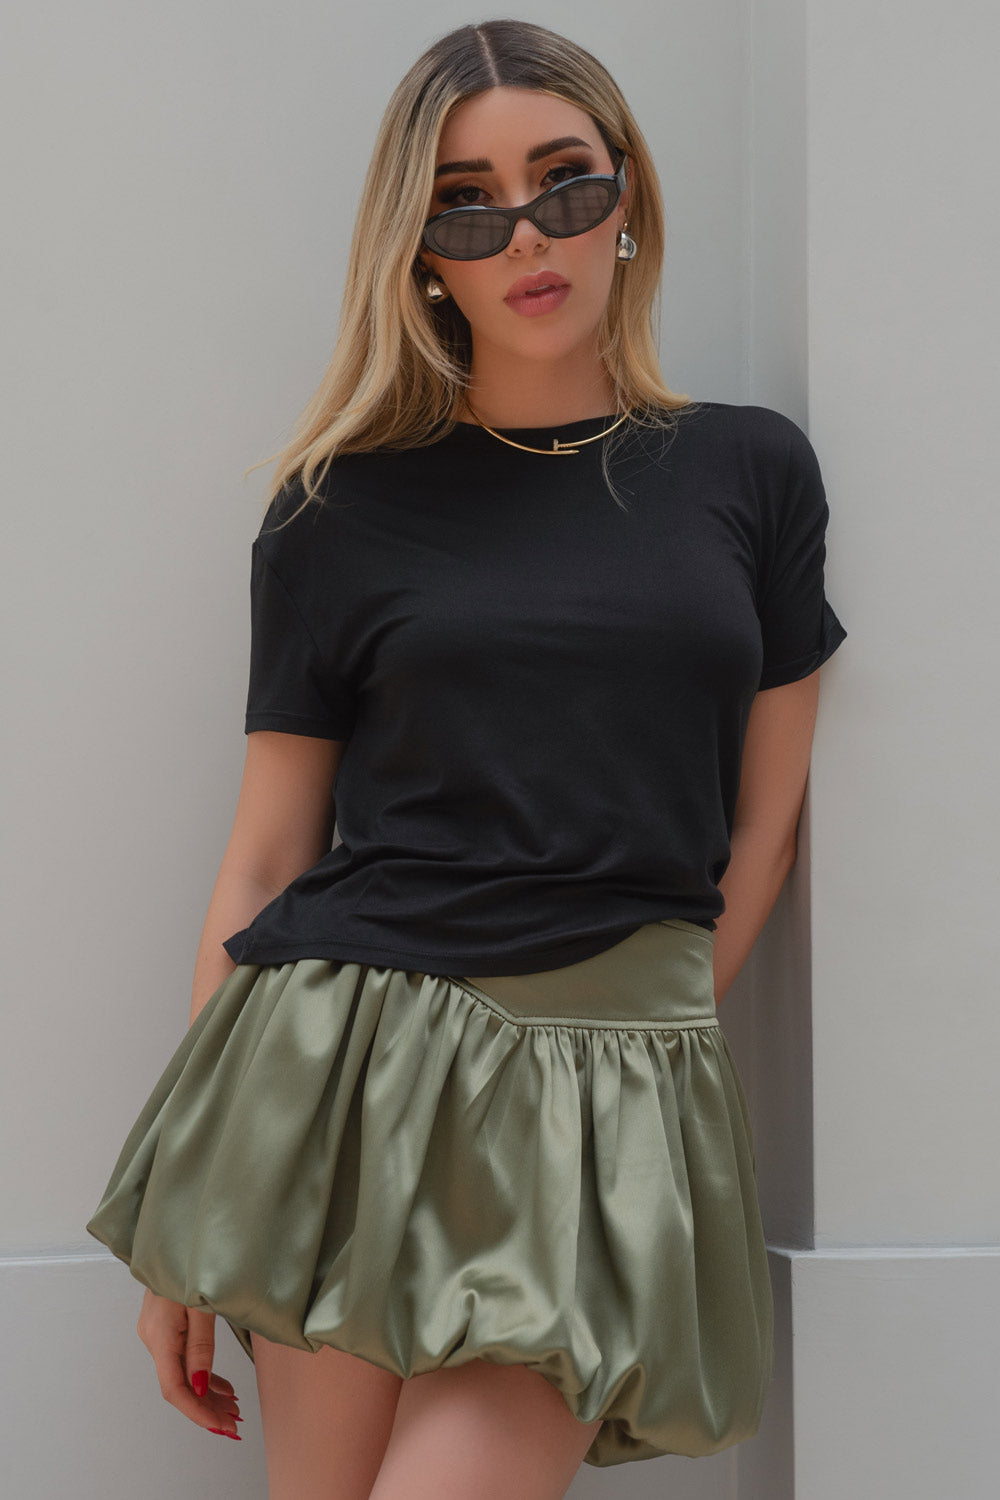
[462,402,632,456]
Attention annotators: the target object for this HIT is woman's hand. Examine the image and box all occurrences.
[137,1288,242,1439]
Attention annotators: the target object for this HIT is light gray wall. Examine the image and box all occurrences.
[806,0,1000,1252]
[746,3,1000,1498]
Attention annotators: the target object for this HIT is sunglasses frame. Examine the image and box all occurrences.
[421,155,628,261]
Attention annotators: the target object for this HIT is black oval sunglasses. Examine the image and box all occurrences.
[422,156,628,261]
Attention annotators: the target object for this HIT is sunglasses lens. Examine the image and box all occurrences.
[534,180,617,236]
[428,212,509,260]
[424,176,621,259]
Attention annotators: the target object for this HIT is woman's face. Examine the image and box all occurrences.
[420,87,629,370]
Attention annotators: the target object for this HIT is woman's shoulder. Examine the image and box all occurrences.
[675,398,810,455]
[251,442,442,588]
[256,449,392,539]
[671,402,823,504]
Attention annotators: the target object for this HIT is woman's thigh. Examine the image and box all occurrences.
[251,1331,403,1500]
[369,1358,603,1500]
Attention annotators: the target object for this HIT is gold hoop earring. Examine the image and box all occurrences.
[616,224,638,261]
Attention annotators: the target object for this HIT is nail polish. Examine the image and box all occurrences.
[192,1370,209,1398]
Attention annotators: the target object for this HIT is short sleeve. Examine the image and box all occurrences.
[243,538,357,739]
[756,422,848,690]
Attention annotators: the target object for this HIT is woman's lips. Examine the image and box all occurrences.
[504,273,570,318]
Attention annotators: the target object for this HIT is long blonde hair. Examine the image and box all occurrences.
[248,19,690,515]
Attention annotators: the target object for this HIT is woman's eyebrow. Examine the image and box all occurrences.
[525,135,593,163]
[434,156,491,179]
[434,136,594,179]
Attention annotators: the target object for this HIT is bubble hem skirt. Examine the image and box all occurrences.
[87,917,773,1468]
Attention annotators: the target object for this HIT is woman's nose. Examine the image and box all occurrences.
[506,214,549,256]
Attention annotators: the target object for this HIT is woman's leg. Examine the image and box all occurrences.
[369,1358,604,1500]
[251,1331,403,1500]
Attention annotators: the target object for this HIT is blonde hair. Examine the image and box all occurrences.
[248,19,691,516]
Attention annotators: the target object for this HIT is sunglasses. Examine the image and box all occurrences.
[421,156,628,261]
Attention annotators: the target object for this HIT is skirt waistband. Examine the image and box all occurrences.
[451,919,717,1030]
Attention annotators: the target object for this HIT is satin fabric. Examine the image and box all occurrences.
[87,917,773,1467]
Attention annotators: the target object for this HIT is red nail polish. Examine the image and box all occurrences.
[208,1427,227,1436]
[192,1370,209,1398]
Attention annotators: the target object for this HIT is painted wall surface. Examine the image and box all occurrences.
[789,1251,1000,1500]
[752,3,1000,1497]
[805,0,1000,1249]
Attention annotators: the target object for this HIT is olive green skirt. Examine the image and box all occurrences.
[87,917,773,1467]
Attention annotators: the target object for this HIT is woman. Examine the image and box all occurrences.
[88,18,846,1500]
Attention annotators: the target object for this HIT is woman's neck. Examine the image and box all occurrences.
[457,346,618,428]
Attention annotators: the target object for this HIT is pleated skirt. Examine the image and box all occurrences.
[86,916,773,1468]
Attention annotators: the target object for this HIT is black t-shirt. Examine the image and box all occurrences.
[223,401,847,976]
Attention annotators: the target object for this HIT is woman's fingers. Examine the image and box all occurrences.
[184,1308,242,1435]
[207,1370,242,1419]
[136,1288,242,1437]
[184,1306,216,1397]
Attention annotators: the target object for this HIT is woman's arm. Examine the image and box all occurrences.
[712,669,822,1004]
[189,729,346,1023]
[138,728,347,1439]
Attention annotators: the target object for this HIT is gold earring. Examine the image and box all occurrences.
[425,275,449,302]
[616,223,638,261]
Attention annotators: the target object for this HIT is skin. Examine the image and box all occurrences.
[419,87,630,429]
[136,84,825,1500]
